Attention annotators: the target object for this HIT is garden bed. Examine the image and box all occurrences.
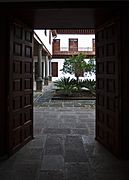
[52,89,96,100]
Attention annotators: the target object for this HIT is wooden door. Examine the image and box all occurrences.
[52,62,58,77]
[96,18,122,157]
[8,19,33,155]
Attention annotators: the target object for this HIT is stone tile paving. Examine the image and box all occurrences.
[34,99,96,108]
[0,105,129,180]
[33,82,96,108]
[34,82,55,106]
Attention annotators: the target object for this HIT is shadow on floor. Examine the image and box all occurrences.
[0,105,129,180]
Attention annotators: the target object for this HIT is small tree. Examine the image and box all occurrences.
[61,53,95,82]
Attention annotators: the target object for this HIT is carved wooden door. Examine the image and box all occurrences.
[52,62,58,77]
[8,20,33,155]
[96,17,122,157]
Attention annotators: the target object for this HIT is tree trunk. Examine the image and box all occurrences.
[76,76,79,82]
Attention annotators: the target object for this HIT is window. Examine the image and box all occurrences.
[69,38,78,51]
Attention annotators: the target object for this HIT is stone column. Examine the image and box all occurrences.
[49,58,52,81]
[36,45,43,91]
[44,55,48,85]
[42,55,46,81]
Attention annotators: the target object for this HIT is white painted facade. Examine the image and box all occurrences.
[57,34,95,52]
[33,29,53,90]
[51,58,96,82]
[34,29,53,54]
[51,34,96,81]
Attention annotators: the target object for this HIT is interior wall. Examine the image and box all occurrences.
[0,1,123,29]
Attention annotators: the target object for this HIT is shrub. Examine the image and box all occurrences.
[54,77,76,96]
[80,79,96,93]
[54,77,96,96]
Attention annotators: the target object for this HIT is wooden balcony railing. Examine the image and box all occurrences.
[60,47,93,51]
[56,29,95,34]
[53,47,95,57]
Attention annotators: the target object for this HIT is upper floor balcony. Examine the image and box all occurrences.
[52,38,95,58]
[52,46,95,58]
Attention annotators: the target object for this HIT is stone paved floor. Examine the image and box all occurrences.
[34,82,96,108]
[0,84,129,180]
[0,104,129,180]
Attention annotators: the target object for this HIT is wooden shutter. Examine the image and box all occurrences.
[96,17,122,157]
[53,39,60,52]
[92,38,95,52]
[8,19,33,156]
[69,39,78,51]
[52,62,58,77]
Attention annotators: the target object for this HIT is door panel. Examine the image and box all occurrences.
[96,18,121,157]
[52,62,58,77]
[8,20,33,155]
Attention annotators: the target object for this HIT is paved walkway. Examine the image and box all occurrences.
[34,82,96,108]
[0,84,129,180]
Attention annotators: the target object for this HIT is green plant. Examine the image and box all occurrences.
[61,53,96,82]
[54,77,96,97]
[81,79,96,93]
[54,77,76,96]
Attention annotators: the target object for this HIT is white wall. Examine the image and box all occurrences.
[34,29,53,55]
[56,34,95,51]
[52,33,95,81]
[51,58,96,82]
